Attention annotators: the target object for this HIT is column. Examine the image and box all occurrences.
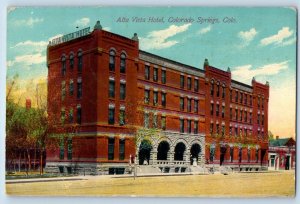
[151,150,157,165]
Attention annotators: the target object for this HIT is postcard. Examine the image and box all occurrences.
[5,7,296,197]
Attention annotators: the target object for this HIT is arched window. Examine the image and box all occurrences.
[109,50,116,71]
[69,52,74,69]
[76,104,82,124]
[77,50,83,72]
[61,55,66,76]
[120,53,126,73]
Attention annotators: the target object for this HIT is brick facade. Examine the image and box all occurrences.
[46,21,269,174]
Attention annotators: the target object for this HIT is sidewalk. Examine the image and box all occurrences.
[6,176,86,184]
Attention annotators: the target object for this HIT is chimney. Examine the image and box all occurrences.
[276,136,279,140]
[26,99,31,110]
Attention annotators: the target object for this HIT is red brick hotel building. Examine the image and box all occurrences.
[46,21,269,175]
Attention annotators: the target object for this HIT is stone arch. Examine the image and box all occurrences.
[138,139,152,165]
[157,140,170,160]
[174,142,187,161]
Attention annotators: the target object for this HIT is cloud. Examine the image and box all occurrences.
[260,27,294,46]
[103,27,111,31]
[7,53,45,68]
[74,17,90,27]
[140,23,192,50]
[14,17,43,27]
[10,40,48,53]
[232,61,289,82]
[237,28,257,47]
[7,7,16,13]
[198,25,211,34]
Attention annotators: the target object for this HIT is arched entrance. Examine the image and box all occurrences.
[138,140,152,165]
[174,142,186,161]
[220,146,227,166]
[190,143,201,165]
[157,141,170,160]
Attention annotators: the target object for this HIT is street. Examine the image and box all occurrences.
[6,171,295,197]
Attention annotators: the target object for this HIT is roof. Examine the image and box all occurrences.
[269,138,295,147]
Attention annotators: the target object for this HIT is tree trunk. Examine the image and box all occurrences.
[18,152,21,172]
[40,152,43,175]
[34,146,37,171]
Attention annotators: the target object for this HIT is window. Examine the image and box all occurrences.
[187,77,191,90]
[235,127,238,136]
[161,70,166,84]
[69,53,74,69]
[180,97,184,111]
[240,110,243,121]
[216,124,220,134]
[67,138,72,160]
[244,94,247,105]
[180,75,185,88]
[144,112,149,128]
[69,80,74,96]
[194,79,199,92]
[59,138,64,160]
[244,111,247,122]
[250,95,253,106]
[109,80,115,98]
[76,105,81,124]
[153,68,158,82]
[210,123,214,135]
[221,125,225,136]
[230,90,232,101]
[161,92,166,107]
[187,120,191,133]
[249,112,252,124]
[240,93,243,103]
[61,81,66,101]
[161,116,166,130]
[187,98,192,112]
[108,107,115,125]
[180,119,184,133]
[230,147,234,162]
[78,51,83,72]
[69,109,73,123]
[247,148,251,162]
[145,65,150,80]
[109,50,116,71]
[238,148,242,162]
[77,78,82,99]
[216,104,219,116]
[239,128,243,137]
[153,91,158,106]
[258,97,260,108]
[194,121,198,134]
[245,128,248,137]
[262,115,264,125]
[235,91,238,102]
[210,103,214,115]
[119,139,125,160]
[229,127,232,136]
[108,138,115,160]
[194,100,198,113]
[210,82,214,96]
[262,98,264,109]
[153,114,158,128]
[120,82,126,100]
[221,106,225,118]
[210,146,215,162]
[222,86,225,99]
[119,109,125,126]
[257,114,260,124]
[144,89,150,104]
[235,109,238,121]
[61,56,66,76]
[216,84,220,97]
[61,108,65,123]
[230,108,232,120]
[120,53,126,73]
[255,149,259,162]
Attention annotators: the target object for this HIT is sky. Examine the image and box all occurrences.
[6,7,296,138]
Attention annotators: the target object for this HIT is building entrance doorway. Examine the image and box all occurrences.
[190,144,201,165]
[138,140,152,165]
[261,149,266,165]
[174,142,186,161]
[157,141,170,160]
